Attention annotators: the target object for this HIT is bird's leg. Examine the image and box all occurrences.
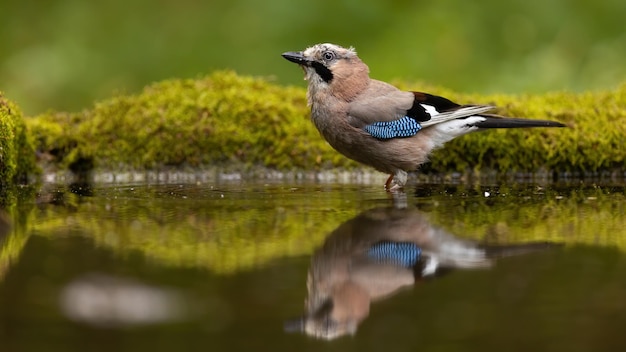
[384,174,394,191]
[384,170,408,192]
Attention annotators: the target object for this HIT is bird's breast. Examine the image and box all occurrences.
[309,95,349,132]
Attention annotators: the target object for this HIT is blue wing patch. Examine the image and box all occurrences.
[367,241,421,267]
[364,116,422,139]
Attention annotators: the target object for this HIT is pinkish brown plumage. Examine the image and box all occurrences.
[282,43,565,191]
[285,206,556,339]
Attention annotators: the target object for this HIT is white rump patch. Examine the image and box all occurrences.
[430,115,487,147]
[437,116,486,133]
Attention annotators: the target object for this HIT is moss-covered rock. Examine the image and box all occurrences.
[27,71,626,175]
[423,84,626,174]
[28,71,354,173]
[0,93,38,200]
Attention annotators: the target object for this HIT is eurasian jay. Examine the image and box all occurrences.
[284,206,556,339]
[282,43,565,191]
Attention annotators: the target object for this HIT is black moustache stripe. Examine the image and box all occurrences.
[311,62,334,83]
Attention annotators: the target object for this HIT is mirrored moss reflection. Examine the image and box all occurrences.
[20,182,626,277]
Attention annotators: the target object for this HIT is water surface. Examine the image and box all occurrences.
[1,181,625,351]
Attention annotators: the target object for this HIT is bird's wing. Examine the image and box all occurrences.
[347,80,416,126]
[348,81,495,139]
[409,91,496,127]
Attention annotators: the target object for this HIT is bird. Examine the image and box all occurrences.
[282,43,566,191]
[284,206,558,339]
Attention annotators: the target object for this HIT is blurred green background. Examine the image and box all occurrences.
[2,0,625,115]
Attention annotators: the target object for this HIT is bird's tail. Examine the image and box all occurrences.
[483,241,562,258]
[473,114,566,129]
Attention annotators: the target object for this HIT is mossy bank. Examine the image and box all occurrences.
[0,93,38,202]
[24,71,626,179]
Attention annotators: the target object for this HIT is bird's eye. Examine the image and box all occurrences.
[322,51,336,61]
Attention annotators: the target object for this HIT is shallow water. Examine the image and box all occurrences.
[1,180,625,351]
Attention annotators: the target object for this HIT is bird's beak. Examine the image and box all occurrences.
[283,316,305,333]
[282,51,309,66]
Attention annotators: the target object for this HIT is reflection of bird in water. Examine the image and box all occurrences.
[285,206,556,340]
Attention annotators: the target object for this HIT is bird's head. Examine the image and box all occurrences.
[282,43,369,98]
[284,279,371,340]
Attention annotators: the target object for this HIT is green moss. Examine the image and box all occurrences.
[28,71,355,172]
[422,84,626,174]
[0,93,38,201]
[27,72,626,175]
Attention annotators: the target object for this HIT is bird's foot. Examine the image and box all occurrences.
[384,171,408,193]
